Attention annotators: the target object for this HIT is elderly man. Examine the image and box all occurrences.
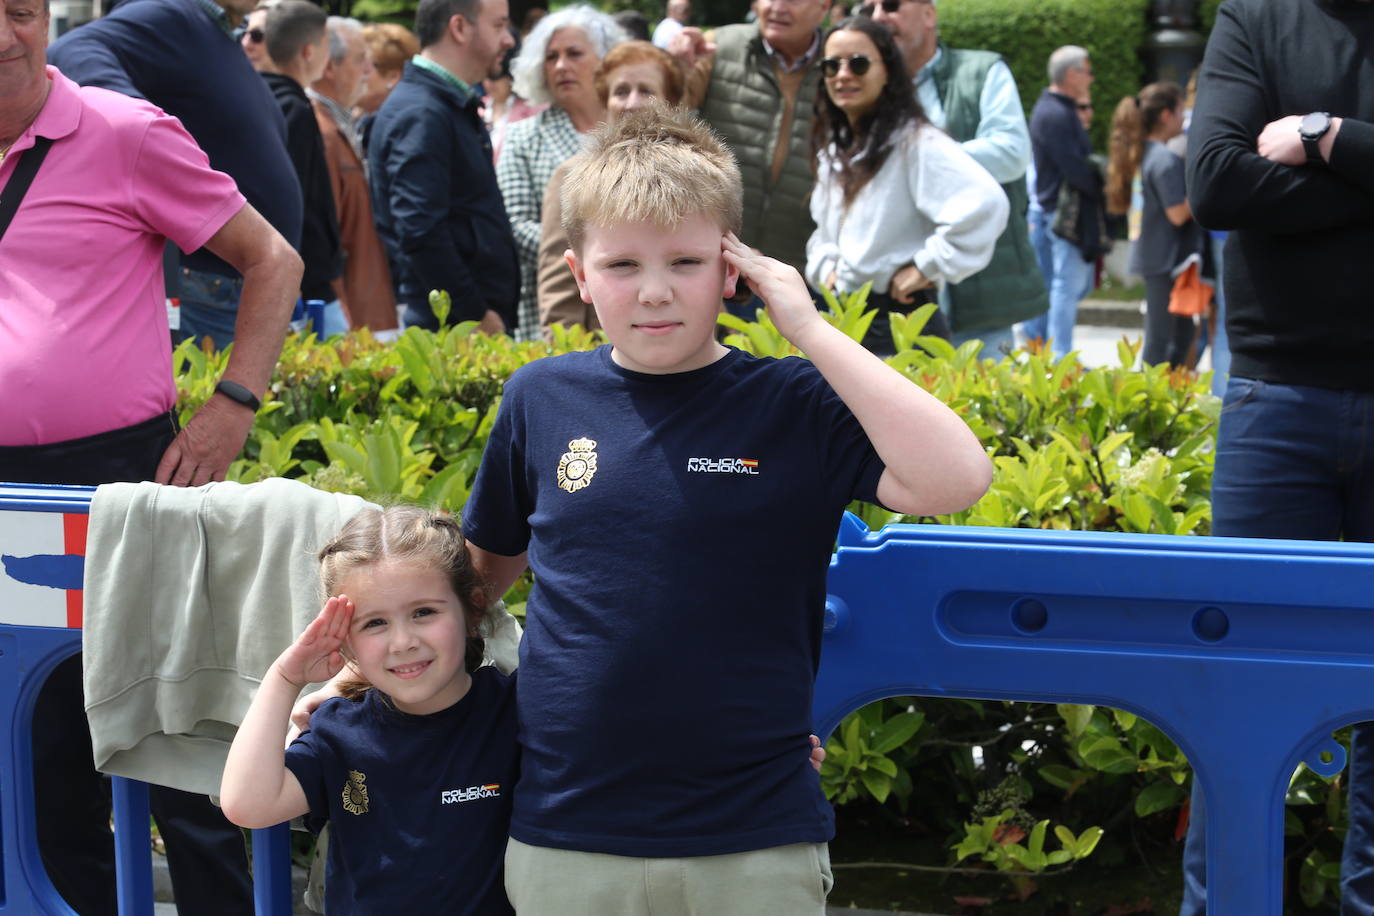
[310,16,400,335]
[47,0,302,351]
[1023,45,1098,358]
[369,0,518,332]
[670,0,829,276]
[869,0,1045,351]
[0,2,300,914]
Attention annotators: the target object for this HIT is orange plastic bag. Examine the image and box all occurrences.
[1168,260,1214,317]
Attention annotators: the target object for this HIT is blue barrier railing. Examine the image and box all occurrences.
[3,483,1373,914]
[0,485,291,916]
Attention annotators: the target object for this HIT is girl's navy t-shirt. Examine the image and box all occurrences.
[463,345,885,858]
[285,667,518,914]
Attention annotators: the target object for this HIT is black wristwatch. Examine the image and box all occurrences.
[214,379,261,413]
[1299,111,1332,165]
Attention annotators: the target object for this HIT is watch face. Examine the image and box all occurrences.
[1301,111,1330,137]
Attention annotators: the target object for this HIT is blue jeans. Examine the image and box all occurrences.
[1209,234,1231,397]
[176,267,242,351]
[1044,227,1093,359]
[1021,211,1091,357]
[949,324,1015,359]
[1180,377,1374,915]
[1020,208,1056,344]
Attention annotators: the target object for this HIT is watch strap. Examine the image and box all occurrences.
[1300,112,1331,164]
[1303,135,1323,164]
[215,379,261,412]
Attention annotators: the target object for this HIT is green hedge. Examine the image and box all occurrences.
[938,0,1149,152]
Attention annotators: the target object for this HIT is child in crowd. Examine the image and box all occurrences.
[220,506,517,915]
[457,106,993,913]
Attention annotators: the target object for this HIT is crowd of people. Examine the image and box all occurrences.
[5,0,1371,911]
[30,0,1227,363]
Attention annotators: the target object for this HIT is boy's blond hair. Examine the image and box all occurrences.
[560,106,742,253]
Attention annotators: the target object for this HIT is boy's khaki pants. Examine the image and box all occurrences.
[504,837,833,915]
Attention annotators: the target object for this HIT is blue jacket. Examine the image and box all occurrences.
[48,0,302,278]
[1029,88,1100,213]
[368,62,519,329]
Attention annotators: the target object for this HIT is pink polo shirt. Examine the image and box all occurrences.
[0,66,245,446]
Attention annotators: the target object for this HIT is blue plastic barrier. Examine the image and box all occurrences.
[4,483,1374,914]
[0,485,290,915]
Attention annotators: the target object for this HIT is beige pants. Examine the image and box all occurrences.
[504,837,833,916]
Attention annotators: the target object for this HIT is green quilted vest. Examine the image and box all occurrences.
[699,24,821,274]
[931,45,1049,333]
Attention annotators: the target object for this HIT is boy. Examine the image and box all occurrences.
[463,107,992,913]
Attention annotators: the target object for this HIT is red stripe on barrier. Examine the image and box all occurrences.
[64,513,87,629]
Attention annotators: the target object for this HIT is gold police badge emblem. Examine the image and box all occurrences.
[343,770,369,815]
[557,437,598,493]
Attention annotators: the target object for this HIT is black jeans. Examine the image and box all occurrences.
[2,413,254,916]
[857,289,950,358]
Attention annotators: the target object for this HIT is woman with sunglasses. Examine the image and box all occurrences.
[240,5,273,73]
[806,17,1008,356]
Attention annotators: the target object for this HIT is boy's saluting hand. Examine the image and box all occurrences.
[722,232,991,518]
[722,233,827,346]
[274,596,354,690]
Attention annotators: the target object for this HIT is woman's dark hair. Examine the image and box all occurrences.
[811,16,926,206]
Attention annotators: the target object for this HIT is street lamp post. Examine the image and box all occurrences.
[1146,0,1206,87]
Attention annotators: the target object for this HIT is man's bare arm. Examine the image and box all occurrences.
[155,204,301,486]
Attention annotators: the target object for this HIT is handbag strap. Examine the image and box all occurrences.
[0,136,54,244]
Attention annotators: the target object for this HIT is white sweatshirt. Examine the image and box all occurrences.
[806,122,1010,296]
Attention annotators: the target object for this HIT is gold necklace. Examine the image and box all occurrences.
[0,140,16,165]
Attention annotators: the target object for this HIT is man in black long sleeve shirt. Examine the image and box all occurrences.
[1181,1,1374,913]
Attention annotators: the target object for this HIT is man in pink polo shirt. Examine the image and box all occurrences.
[0,0,300,488]
[0,0,301,911]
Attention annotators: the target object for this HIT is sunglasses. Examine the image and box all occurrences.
[1076,102,1092,111]
[872,0,929,12]
[822,54,873,77]
[245,27,265,43]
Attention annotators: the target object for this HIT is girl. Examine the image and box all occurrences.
[220,507,518,915]
[805,16,1008,357]
[1106,81,1199,369]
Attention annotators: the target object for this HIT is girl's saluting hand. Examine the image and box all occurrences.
[275,596,354,690]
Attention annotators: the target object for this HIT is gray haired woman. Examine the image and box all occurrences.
[497,5,625,341]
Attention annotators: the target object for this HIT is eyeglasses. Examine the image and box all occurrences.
[822,54,872,77]
[245,27,264,43]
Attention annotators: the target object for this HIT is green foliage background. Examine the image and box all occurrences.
[936,0,1150,152]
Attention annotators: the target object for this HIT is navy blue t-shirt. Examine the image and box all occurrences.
[285,667,518,914]
[462,345,885,858]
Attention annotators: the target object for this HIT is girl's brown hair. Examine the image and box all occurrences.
[1106,82,1183,216]
[318,506,488,699]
